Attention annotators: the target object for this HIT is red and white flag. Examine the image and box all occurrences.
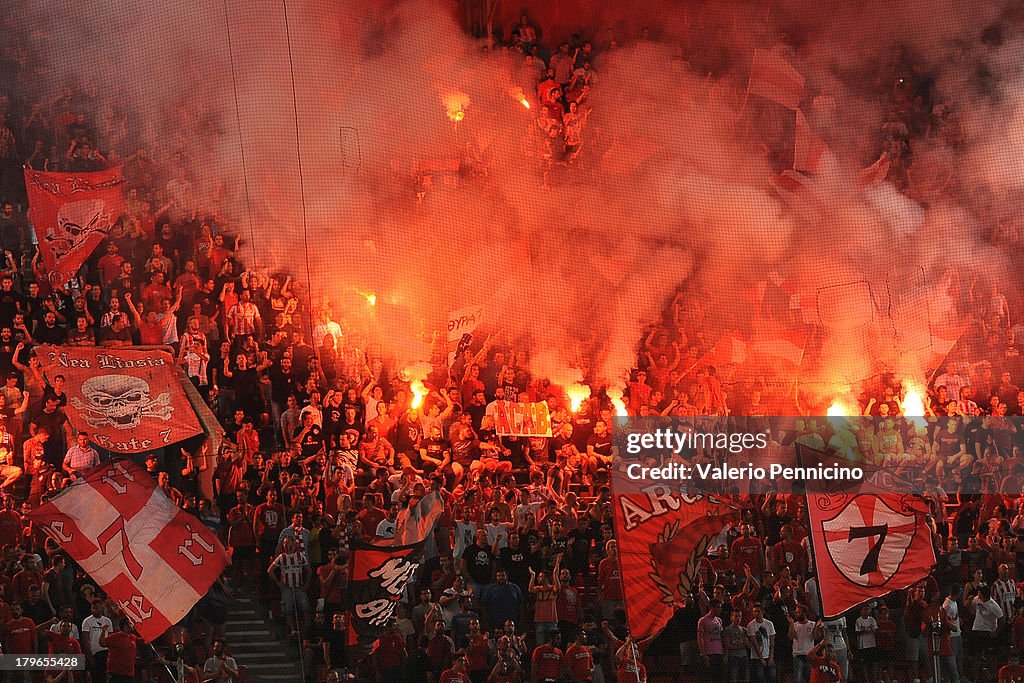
[794,109,827,174]
[29,460,229,642]
[35,346,204,454]
[800,445,935,618]
[748,48,806,110]
[24,165,127,287]
[749,328,807,367]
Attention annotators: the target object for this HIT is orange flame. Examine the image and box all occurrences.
[827,401,851,417]
[520,98,531,110]
[567,384,591,412]
[608,388,627,417]
[410,380,427,409]
[901,384,926,417]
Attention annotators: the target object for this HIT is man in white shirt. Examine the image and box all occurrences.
[82,599,113,682]
[854,605,878,683]
[203,638,239,683]
[746,605,776,683]
[787,605,815,683]
[819,616,849,681]
[375,503,399,540]
[941,585,962,665]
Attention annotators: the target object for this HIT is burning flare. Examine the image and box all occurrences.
[365,292,377,307]
[444,92,470,124]
[901,384,926,417]
[567,383,591,412]
[402,362,432,411]
[827,401,851,417]
[520,98,531,110]
[608,388,627,417]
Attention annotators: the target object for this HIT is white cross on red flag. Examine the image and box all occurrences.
[29,460,229,642]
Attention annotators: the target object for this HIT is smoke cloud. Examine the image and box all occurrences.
[12,0,1024,400]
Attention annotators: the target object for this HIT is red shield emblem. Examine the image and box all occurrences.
[821,496,917,587]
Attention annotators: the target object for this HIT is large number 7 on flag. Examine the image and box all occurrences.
[848,524,888,575]
[98,516,144,581]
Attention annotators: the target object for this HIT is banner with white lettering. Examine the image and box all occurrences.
[35,346,203,453]
[24,165,127,287]
[490,400,552,437]
[347,539,424,638]
[29,461,229,642]
[446,305,483,365]
[611,489,741,641]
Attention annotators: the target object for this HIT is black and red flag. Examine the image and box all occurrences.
[798,443,936,618]
[347,539,424,638]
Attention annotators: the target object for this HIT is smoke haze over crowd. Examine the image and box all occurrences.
[11,0,1024,397]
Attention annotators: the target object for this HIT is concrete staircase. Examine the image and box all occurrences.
[225,592,306,682]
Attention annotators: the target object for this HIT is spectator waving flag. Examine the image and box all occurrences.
[24,165,127,287]
[611,490,741,640]
[392,487,444,546]
[798,444,935,618]
[29,460,229,642]
[347,539,424,638]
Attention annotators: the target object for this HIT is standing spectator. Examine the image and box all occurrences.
[202,638,239,683]
[61,431,99,480]
[698,600,725,681]
[787,605,815,683]
[531,630,563,683]
[99,619,142,683]
[597,540,623,620]
[268,535,311,637]
[81,599,111,683]
[480,570,523,633]
[746,605,776,683]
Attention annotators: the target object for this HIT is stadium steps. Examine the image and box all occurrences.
[225,593,306,682]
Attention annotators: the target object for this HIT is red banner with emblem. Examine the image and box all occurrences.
[611,487,741,640]
[24,165,126,287]
[799,444,936,618]
[35,346,203,453]
[29,461,229,642]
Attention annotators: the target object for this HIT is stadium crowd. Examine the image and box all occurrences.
[0,6,1019,683]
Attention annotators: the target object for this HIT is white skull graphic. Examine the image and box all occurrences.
[70,374,173,430]
[45,199,114,261]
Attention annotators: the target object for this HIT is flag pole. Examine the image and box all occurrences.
[794,444,826,619]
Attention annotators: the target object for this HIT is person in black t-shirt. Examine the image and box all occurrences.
[462,529,496,594]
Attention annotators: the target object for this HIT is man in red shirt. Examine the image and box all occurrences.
[253,489,285,564]
[531,631,563,683]
[598,541,623,620]
[807,640,842,683]
[0,495,23,550]
[100,619,141,683]
[372,620,407,680]
[563,629,594,683]
[466,620,491,681]
[731,524,765,577]
[1000,650,1024,683]
[440,652,472,683]
[2,601,36,655]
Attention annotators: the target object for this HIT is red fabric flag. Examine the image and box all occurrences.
[748,48,806,110]
[35,346,204,453]
[611,489,740,640]
[800,446,935,618]
[794,109,827,174]
[29,460,229,642]
[749,328,808,367]
[24,165,127,287]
